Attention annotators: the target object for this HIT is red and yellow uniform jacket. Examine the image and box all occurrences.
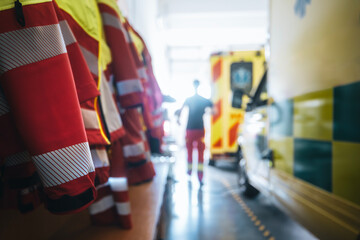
[97,0,155,185]
[0,0,97,214]
[98,0,144,108]
[56,0,132,228]
[125,22,164,148]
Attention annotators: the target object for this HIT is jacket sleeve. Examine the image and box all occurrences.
[98,2,144,108]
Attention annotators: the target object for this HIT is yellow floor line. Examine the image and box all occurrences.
[220,178,275,240]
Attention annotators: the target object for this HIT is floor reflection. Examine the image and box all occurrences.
[164,149,317,240]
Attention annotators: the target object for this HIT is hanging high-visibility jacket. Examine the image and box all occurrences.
[0,1,102,214]
[97,0,144,108]
[55,0,109,185]
[56,0,125,154]
[125,117,156,185]
[126,21,164,130]
[56,0,124,147]
[0,0,96,214]
[125,23,165,150]
[120,107,156,185]
[140,40,164,144]
[121,19,154,130]
[88,176,131,227]
[53,2,100,105]
[55,0,132,228]
[127,124,155,185]
[107,139,132,228]
[93,1,155,185]
[119,108,146,163]
[99,33,126,142]
[87,145,131,229]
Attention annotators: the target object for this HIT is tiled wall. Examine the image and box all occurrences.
[269,81,360,206]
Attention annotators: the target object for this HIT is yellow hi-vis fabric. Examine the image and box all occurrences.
[198,163,204,171]
[56,0,111,144]
[0,0,52,11]
[187,163,193,171]
[128,26,144,62]
[55,0,111,90]
[55,0,99,42]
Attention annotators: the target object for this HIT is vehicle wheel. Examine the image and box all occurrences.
[234,147,242,170]
[237,158,247,186]
[237,158,259,198]
[243,182,260,198]
[208,159,216,166]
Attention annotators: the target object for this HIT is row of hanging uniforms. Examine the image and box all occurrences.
[0,0,163,229]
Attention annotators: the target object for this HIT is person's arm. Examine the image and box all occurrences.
[207,99,218,116]
[175,100,187,125]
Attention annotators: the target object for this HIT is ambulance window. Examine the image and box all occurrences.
[230,62,253,95]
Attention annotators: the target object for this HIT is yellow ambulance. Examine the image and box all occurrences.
[209,50,266,166]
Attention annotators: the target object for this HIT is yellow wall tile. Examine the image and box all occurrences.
[293,89,333,141]
[333,141,360,205]
[269,137,294,175]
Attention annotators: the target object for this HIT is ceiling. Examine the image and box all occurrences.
[158,0,268,48]
[123,0,269,98]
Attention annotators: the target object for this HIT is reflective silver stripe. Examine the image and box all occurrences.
[4,151,31,167]
[0,24,66,75]
[118,105,126,114]
[89,195,114,215]
[108,177,128,192]
[101,12,129,42]
[123,142,145,158]
[137,67,147,79]
[101,13,122,31]
[0,89,10,116]
[79,45,98,76]
[100,72,123,133]
[109,74,115,94]
[115,202,131,215]
[20,185,38,195]
[146,88,153,96]
[96,181,110,190]
[145,151,151,162]
[81,108,100,129]
[59,20,76,46]
[153,118,163,127]
[90,148,109,168]
[139,131,147,141]
[152,107,163,115]
[32,142,94,188]
[116,79,144,96]
[123,28,132,43]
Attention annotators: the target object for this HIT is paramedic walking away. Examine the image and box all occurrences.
[176,80,214,185]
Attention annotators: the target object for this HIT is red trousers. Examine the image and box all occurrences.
[186,129,205,181]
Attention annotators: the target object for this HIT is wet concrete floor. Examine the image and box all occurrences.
[164,149,317,240]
